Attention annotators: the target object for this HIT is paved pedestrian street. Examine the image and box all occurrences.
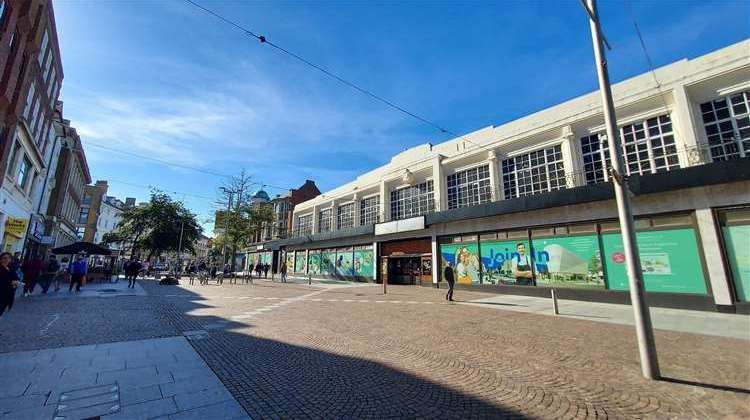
[1,279,748,419]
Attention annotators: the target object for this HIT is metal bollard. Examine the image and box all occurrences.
[308,274,312,285]
[551,289,559,315]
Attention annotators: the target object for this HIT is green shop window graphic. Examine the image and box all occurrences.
[531,235,604,289]
[723,224,750,302]
[601,228,708,294]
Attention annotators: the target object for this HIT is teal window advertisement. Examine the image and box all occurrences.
[335,250,354,277]
[723,225,750,301]
[479,240,532,285]
[441,243,480,284]
[321,251,336,275]
[294,252,307,273]
[353,249,374,278]
[285,253,294,271]
[308,252,321,275]
[601,228,707,294]
[531,235,604,289]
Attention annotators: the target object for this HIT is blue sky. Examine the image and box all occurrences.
[53,0,749,232]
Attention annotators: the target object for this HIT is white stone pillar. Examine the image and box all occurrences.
[672,84,703,167]
[487,150,500,201]
[432,155,446,211]
[431,233,439,285]
[560,125,581,187]
[353,194,361,227]
[310,205,318,234]
[379,180,388,222]
[330,200,338,232]
[372,241,378,282]
[695,208,733,306]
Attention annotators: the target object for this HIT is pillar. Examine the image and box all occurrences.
[353,194,361,227]
[310,204,318,234]
[487,150,500,201]
[379,179,388,222]
[432,155,446,211]
[330,200,338,232]
[372,241,378,282]
[695,208,734,306]
[431,233,439,285]
[560,125,582,187]
[672,84,704,167]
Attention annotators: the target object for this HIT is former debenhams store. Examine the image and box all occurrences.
[248,41,750,314]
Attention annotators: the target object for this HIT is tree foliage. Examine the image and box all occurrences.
[101,191,202,260]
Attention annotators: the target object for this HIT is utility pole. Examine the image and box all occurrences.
[220,188,233,266]
[584,0,660,380]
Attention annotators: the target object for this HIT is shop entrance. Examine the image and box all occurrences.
[379,238,432,285]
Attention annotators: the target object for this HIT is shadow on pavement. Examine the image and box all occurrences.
[660,377,750,395]
[144,280,521,419]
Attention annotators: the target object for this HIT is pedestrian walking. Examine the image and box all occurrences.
[254,262,262,278]
[444,265,455,302]
[126,258,142,288]
[68,254,87,292]
[0,252,20,317]
[22,255,44,297]
[55,257,70,292]
[263,263,270,279]
[39,255,60,294]
[280,262,287,283]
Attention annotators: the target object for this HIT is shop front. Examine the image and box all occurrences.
[379,238,431,285]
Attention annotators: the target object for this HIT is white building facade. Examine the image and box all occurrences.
[281,41,750,313]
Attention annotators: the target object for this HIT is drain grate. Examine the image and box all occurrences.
[54,383,120,419]
[98,289,118,293]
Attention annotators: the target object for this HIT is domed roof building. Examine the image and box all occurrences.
[250,189,270,205]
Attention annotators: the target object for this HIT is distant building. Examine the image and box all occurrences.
[43,102,91,249]
[93,195,131,248]
[78,180,107,243]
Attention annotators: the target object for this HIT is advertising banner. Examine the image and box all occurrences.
[441,243,479,284]
[602,228,707,294]
[321,251,336,275]
[335,250,354,277]
[294,251,307,273]
[479,240,532,285]
[531,235,604,289]
[353,249,374,278]
[4,217,28,238]
[308,252,321,275]
[723,225,750,301]
[285,252,294,272]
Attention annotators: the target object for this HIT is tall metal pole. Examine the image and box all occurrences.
[585,0,659,380]
[221,191,233,265]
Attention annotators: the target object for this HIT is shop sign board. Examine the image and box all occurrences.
[5,217,28,238]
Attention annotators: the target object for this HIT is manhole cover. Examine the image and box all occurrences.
[55,383,120,419]
[98,289,118,293]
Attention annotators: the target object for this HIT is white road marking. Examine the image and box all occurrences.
[40,314,60,335]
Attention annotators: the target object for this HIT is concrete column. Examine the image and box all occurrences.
[560,125,582,187]
[379,180,388,222]
[672,84,704,167]
[310,205,318,234]
[372,241,378,281]
[695,208,733,306]
[353,196,361,227]
[432,155,446,211]
[431,233,439,284]
[330,200,337,232]
[486,150,500,201]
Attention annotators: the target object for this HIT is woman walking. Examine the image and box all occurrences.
[1,252,21,317]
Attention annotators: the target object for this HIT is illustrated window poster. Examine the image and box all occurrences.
[321,251,336,275]
[723,225,750,301]
[308,252,321,275]
[285,252,294,272]
[479,240,532,285]
[602,228,707,294]
[353,249,374,278]
[335,250,354,277]
[531,235,604,289]
[261,252,272,265]
[294,251,307,273]
[440,243,479,284]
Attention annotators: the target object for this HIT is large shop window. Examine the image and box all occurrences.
[700,91,750,161]
[294,251,307,273]
[360,195,380,226]
[502,145,565,199]
[302,245,374,278]
[580,114,678,185]
[317,208,332,233]
[308,250,321,275]
[439,214,708,294]
[447,164,492,209]
[294,214,313,237]
[718,208,750,302]
[390,180,435,221]
[337,202,354,230]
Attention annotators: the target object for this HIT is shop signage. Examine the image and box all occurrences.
[4,217,28,238]
[375,216,425,236]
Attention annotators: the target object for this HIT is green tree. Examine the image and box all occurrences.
[102,191,202,261]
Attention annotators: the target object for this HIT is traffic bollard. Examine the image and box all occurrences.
[551,289,559,315]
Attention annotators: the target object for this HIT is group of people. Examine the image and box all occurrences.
[252,262,271,279]
[1,252,89,317]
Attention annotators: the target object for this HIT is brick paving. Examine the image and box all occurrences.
[1,279,748,419]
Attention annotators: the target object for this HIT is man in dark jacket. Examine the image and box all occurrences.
[444,265,456,302]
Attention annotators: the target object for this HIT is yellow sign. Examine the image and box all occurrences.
[5,217,28,238]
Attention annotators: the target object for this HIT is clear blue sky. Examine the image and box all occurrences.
[54,0,749,233]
